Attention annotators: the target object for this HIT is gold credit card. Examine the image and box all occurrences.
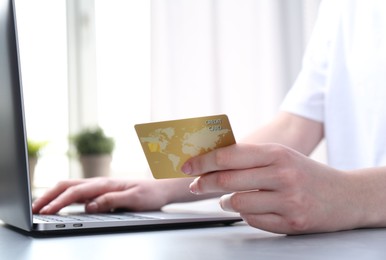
[135,114,236,179]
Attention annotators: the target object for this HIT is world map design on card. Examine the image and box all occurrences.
[135,115,236,179]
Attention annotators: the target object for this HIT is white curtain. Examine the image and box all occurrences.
[151,0,320,139]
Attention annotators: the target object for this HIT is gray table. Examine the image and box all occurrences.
[1,220,386,260]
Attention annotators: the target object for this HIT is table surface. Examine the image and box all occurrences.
[2,200,386,260]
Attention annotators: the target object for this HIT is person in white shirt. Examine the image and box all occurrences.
[32,0,386,234]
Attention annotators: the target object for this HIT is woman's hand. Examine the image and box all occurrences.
[182,143,364,234]
[32,177,195,214]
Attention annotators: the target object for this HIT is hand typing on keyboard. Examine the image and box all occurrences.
[32,177,202,215]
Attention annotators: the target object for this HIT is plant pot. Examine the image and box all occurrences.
[79,154,112,178]
[28,156,38,187]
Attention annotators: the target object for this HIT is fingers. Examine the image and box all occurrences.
[34,178,130,214]
[219,191,281,214]
[186,143,304,195]
[182,143,280,176]
[219,191,312,234]
[240,213,295,234]
[189,166,284,194]
[32,179,87,213]
[86,189,139,213]
[218,191,296,234]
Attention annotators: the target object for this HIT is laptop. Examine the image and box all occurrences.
[0,0,241,234]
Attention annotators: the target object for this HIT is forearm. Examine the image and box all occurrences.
[242,111,323,156]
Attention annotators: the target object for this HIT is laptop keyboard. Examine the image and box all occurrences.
[34,213,157,223]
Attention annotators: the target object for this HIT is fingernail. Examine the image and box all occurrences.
[40,205,50,214]
[189,178,200,194]
[181,162,192,175]
[87,202,98,213]
[220,194,235,212]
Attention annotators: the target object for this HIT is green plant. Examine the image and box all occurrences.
[27,139,47,158]
[71,127,115,156]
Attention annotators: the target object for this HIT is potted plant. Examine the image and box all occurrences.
[27,139,47,186]
[71,127,115,178]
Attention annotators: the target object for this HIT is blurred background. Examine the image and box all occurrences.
[15,0,322,189]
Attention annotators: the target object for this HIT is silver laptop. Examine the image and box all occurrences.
[0,0,241,234]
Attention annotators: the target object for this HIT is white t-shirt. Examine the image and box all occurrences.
[281,0,386,170]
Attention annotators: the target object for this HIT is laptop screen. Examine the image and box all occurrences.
[0,0,33,231]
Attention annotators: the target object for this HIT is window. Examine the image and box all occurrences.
[17,0,151,190]
[94,0,151,178]
[16,0,69,188]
